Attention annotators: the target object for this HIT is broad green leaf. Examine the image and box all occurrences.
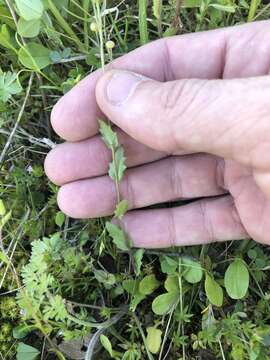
[114,199,128,219]
[16,343,40,360]
[99,120,118,149]
[0,72,22,102]
[224,259,249,300]
[146,327,162,354]
[134,249,144,276]
[17,18,41,38]
[139,274,160,295]
[15,0,44,21]
[0,199,6,215]
[160,256,178,274]
[109,146,127,182]
[55,211,65,227]
[182,257,203,284]
[18,43,51,70]
[100,334,113,357]
[205,274,223,307]
[164,275,179,293]
[152,292,178,315]
[106,222,130,251]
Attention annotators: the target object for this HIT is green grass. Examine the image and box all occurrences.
[1,0,270,359]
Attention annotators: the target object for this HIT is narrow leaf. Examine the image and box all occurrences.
[205,274,223,307]
[100,334,113,357]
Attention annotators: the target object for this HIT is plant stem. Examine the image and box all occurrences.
[83,0,90,50]
[111,148,121,204]
[133,312,154,360]
[47,0,86,52]
[248,0,261,21]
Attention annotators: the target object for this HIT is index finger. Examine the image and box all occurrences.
[51,21,268,142]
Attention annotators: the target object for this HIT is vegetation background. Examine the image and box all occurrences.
[1,0,270,359]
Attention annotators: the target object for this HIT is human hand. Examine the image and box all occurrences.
[45,20,270,248]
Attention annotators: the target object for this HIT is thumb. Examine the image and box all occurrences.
[96,69,270,171]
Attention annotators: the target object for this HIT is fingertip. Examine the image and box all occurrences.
[44,148,62,186]
[57,185,84,219]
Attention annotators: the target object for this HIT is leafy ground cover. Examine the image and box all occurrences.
[1,0,270,359]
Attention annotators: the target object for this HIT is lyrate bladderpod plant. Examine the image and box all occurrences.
[90,0,133,254]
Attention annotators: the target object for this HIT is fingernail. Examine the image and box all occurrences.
[106,71,143,105]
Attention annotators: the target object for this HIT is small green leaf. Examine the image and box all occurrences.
[18,43,52,70]
[16,343,40,360]
[123,279,139,294]
[100,334,113,357]
[55,211,65,227]
[164,275,179,293]
[139,274,160,295]
[114,199,129,219]
[94,269,116,286]
[224,259,249,299]
[181,257,203,284]
[17,18,41,38]
[15,0,44,21]
[0,25,17,52]
[106,222,130,251]
[13,325,37,339]
[0,199,6,216]
[109,146,127,182]
[0,210,11,229]
[0,250,9,264]
[146,327,162,354]
[152,292,178,315]
[210,3,236,12]
[160,256,178,274]
[99,120,118,149]
[134,249,144,276]
[130,293,146,311]
[0,72,22,103]
[205,274,223,307]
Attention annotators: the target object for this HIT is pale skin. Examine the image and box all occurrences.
[45,20,270,248]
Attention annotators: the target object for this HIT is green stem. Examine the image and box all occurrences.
[83,0,90,50]
[47,0,86,52]
[248,0,261,21]
[111,148,121,204]
[133,313,154,360]
[178,268,186,360]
